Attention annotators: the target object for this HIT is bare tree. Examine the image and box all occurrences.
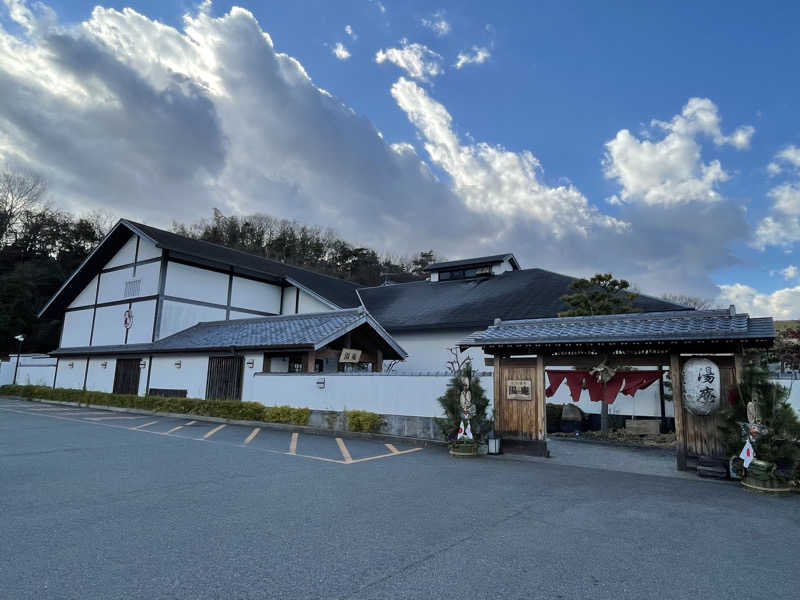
[661,294,716,310]
[0,171,47,244]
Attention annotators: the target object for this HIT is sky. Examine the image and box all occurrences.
[1,1,800,317]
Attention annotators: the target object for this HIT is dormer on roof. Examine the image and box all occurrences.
[423,253,520,282]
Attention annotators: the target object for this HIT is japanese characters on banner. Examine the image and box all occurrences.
[506,379,532,401]
[682,357,721,416]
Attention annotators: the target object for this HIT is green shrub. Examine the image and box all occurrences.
[345,409,384,433]
[263,405,311,425]
[0,385,310,425]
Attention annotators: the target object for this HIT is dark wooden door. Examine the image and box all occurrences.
[206,356,244,401]
[113,358,141,395]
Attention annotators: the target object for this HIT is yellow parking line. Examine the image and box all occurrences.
[203,424,226,439]
[336,438,353,463]
[244,427,261,444]
[349,447,423,464]
[165,420,196,434]
[289,432,298,455]
[385,443,400,454]
[131,420,158,430]
[87,416,147,421]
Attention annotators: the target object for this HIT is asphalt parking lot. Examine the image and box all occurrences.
[2,397,799,600]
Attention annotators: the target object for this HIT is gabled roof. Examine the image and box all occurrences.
[39,220,361,318]
[357,267,688,332]
[458,308,775,351]
[51,308,407,360]
[423,253,519,272]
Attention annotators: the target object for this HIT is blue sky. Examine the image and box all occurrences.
[2,1,800,316]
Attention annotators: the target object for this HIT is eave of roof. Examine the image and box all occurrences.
[423,253,519,272]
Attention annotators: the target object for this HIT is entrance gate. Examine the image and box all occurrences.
[493,357,545,441]
[206,356,244,401]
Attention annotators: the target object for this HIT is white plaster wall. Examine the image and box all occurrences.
[389,329,488,373]
[126,300,157,344]
[137,237,161,261]
[281,286,298,314]
[159,300,226,339]
[246,374,484,417]
[55,358,87,389]
[97,261,160,304]
[85,358,116,393]
[105,235,138,268]
[148,355,209,399]
[297,290,334,313]
[229,311,262,320]
[1,356,57,386]
[165,261,228,305]
[231,277,281,314]
[92,305,130,346]
[68,275,98,308]
[61,309,93,347]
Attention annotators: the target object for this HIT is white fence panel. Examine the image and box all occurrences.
[0,355,56,387]
[246,373,494,418]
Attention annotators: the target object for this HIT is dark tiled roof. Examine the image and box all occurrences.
[125,221,361,308]
[358,268,687,332]
[51,308,407,359]
[424,253,519,272]
[458,309,775,348]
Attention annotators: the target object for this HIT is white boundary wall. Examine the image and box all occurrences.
[0,355,56,387]
[246,372,494,418]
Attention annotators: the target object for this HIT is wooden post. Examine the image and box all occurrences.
[734,352,744,384]
[375,348,383,373]
[305,350,316,373]
[493,356,502,434]
[670,353,687,470]
[658,366,666,434]
[536,354,545,441]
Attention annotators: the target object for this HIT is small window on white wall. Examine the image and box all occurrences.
[124,279,142,297]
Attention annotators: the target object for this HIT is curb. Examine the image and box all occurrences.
[2,396,446,448]
[548,434,677,454]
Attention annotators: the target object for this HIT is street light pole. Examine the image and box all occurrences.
[12,334,25,386]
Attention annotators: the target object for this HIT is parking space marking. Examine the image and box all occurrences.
[0,402,426,466]
[244,427,261,444]
[166,420,196,434]
[336,438,353,463]
[202,424,226,439]
[349,447,423,464]
[86,415,149,421]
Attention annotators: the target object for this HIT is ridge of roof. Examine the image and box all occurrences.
[123,219,362,290]
[423,253,519,272]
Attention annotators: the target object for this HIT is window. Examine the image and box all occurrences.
[124,279,142,297]
[265,354,305,373]
[437,265,492,281]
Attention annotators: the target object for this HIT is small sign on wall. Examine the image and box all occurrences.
[507,379,532,401]
[339,348,362,363]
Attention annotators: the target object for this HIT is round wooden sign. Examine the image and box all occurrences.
[682,357,721,416]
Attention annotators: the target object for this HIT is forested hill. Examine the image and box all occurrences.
[1,174,437,354]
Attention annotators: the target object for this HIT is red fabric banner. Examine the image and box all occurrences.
[586,372,626,404]
[619,371,663,397]
[545,370,587,402]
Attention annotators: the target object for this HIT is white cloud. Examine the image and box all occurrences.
[454,46,490,69]
[717,283,800,319]
[332,42,350,60]
[375,40,443,82]
[754,147,800,249]
[421,12,451,36]
[782,265,798,280]
[390,77,627,237]
[603,98,753,207]
[0,1,755,302]
[344,24,355,39]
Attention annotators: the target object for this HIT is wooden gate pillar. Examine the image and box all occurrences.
[670,353,687,470]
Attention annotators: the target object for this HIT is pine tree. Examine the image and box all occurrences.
[719,353,800,480]
[436,359,491,443]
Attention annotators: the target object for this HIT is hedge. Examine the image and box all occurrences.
[345,409,384,433]
[0,384,310,425]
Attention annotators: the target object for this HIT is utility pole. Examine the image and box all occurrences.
[12,334,25,385]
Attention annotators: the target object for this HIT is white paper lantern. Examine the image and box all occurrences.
[682,357,721,416]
